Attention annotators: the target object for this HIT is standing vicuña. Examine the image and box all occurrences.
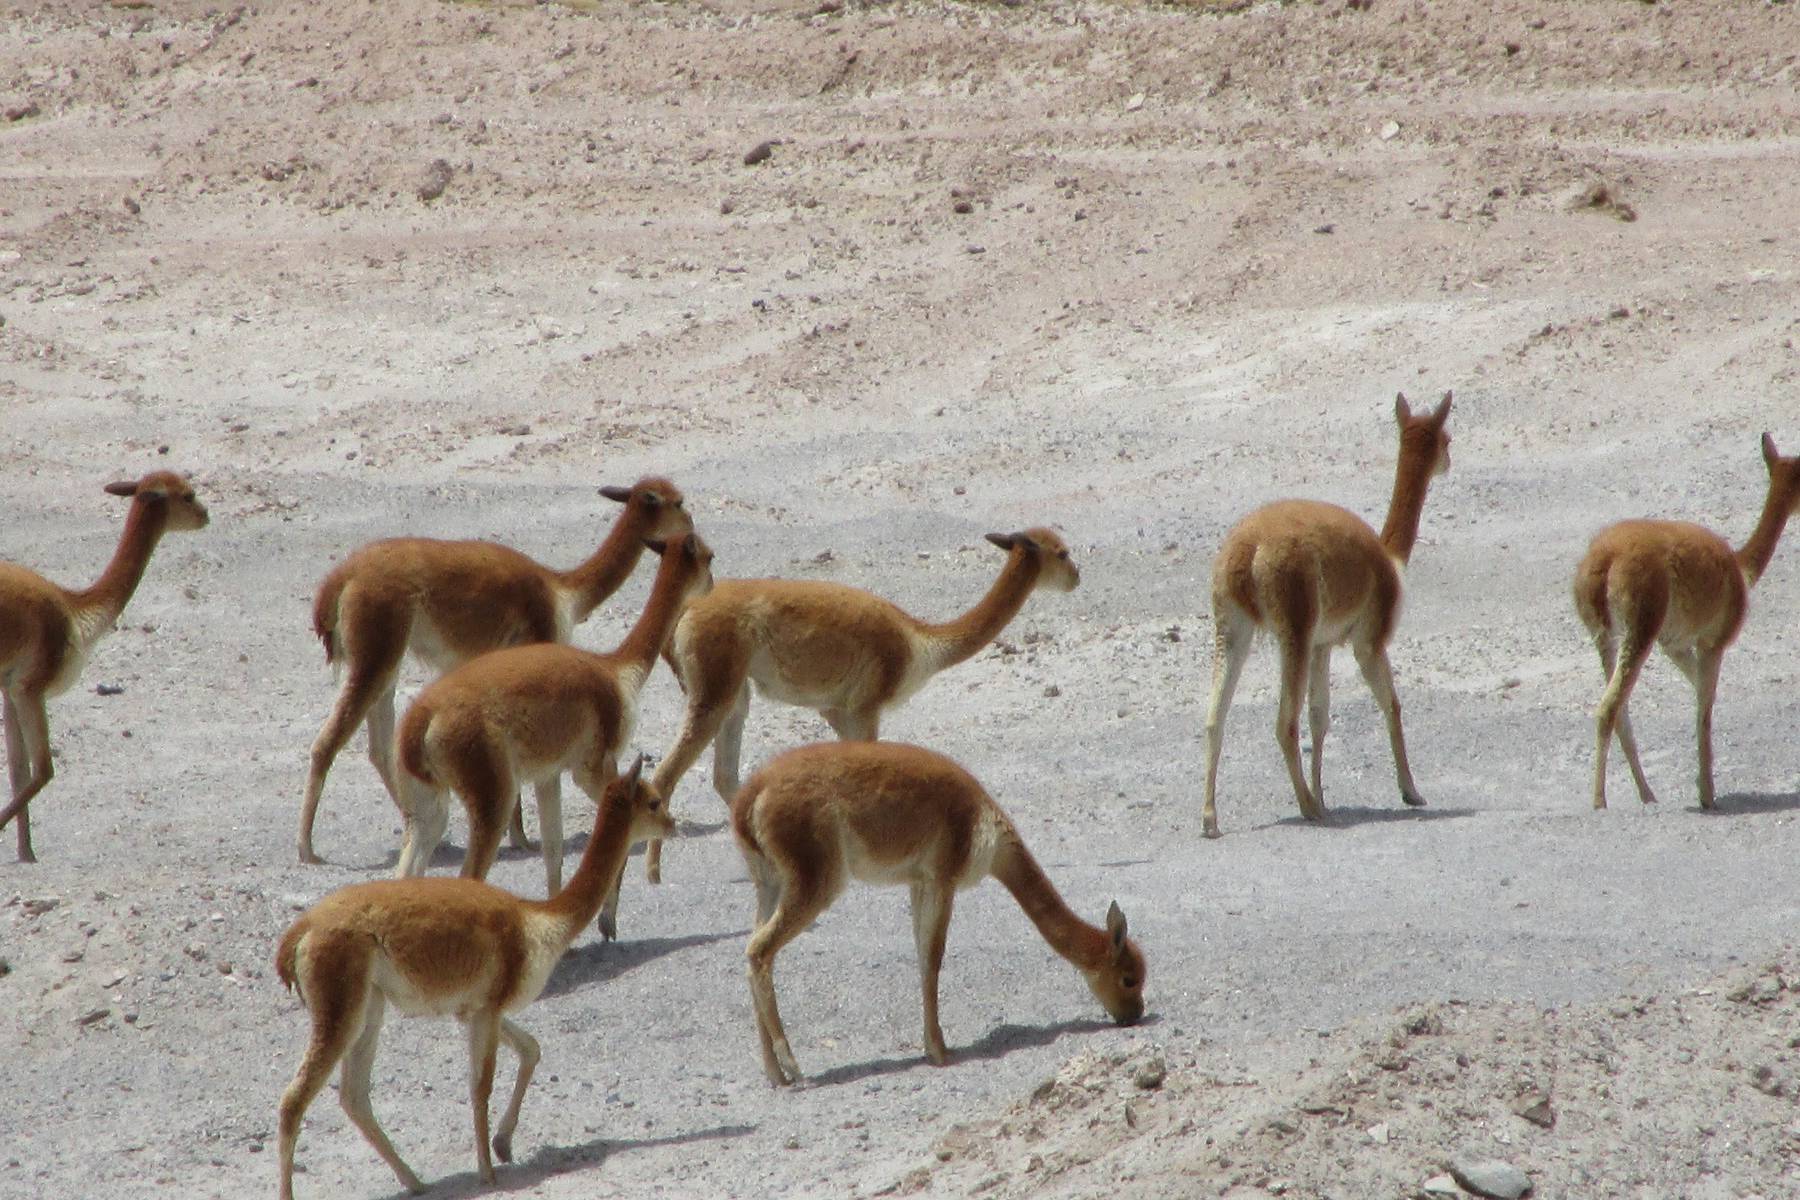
[298,476,689,865]
[647,528,1079,882]
[393,533,712,938]
[1202,393,1452,838]
[275,756,673,1200]
[732,740,1145,1085]
[0,472,209,861]
[1575,432,1800,810]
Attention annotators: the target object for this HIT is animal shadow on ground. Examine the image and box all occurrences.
[544,928,745,998]
[1699,789,1800,815]
[383,1121,756,1199]
[804,1013,1158,1089]
[1256,803,1477,834]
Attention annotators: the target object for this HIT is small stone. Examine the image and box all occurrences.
[217,961,233,975]
[122,195,140,215]
[720,197,735,214]
[185,942,208,961]
[952,199,973,214]
[1124,92,1145,112]
[1043,685,1061,698]
[4,102,40,122]
[22,897,59,917]
[1132,1058,1167,1090]
[1314,223,1335,234]
[1422,1175,1467,1197]
[784,1137,800,1150]
[1380,120,1401,140]
[1450,1158,1531,1200]
[76,1007,110,1027]
[743,140,775,166]
[1511,1092,1555,1128]
[1367,1121,1390,1144]
[61,949,85,963]
[95,683,124,696]
[416,158,454,203]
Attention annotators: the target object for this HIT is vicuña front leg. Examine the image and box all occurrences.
[1306,645,1332,809]
[2,691,54,863]
[1352,642,1426,808]
[910,879,955,1066]
[488,1017,541,1165]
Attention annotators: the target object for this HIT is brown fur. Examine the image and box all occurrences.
[0,472,208,860]
[275,761,673,1200]
[644,527,1079,888]
[1575,433,1800,810]
[391,534,713,936]
[297,476,690,864]
[730,740,1145,1085]
[1201,393,1452,837]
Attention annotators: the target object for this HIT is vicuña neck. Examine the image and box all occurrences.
[559,512,648,622]
[1378,438,1438,564]
[1736,483,1795,586]
[922,550,1041,669]
[72,500,168,629]
[539,798,638,936]
[992,833,1110,972]
[612,557,692,673]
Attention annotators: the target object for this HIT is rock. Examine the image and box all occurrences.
[4,102,40,122]
[1511,1092,1555,1128]
[122,195,140,215]
[1380,120,1401,140]
[1450,1158,1531,1199]
[743,140,775,166]
[1132,1057,1166,1090]
[1421,1174,1467,1197]
[21,897,60,918]
[417,158,454,203]
[76,1008,111,1027]
[1125,92,1145,112]
[1367,1121,1390,1144]
[95,683,124,696]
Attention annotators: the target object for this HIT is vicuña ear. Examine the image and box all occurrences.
[104,480,140,498]
[1431,390,1453,425]
[985,532,1019,551]
[1394,392,1412,426]
[644,538,668,556]
[1105,900,1128,949]
[599,485,633,503]
[1763,431,1780,468]
[624,753,645,789]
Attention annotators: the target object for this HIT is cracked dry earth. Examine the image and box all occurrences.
[3,1,1800,1199]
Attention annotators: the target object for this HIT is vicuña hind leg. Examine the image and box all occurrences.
[646,672,747,886]
[1306,645,1332,808]
[299,616,405,864]
[1201,611,1253,839]
[1352,641,1426,808]
[338,991,425,1195]
[1669,645,1725,810]
[746,873,838,1086]
[823,706,880,742]
[1273,627,1324,822]
[1597,634,1657,806]
[1593,621,1659,810]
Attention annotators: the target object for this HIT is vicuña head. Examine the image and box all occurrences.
[0,471,208,861]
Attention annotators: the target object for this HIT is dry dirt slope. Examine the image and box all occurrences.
[3,1,1800,1199]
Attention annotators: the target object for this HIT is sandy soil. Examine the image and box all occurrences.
[3,1,1799,1197]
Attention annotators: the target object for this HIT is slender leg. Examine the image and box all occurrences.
[646,671,747,887]
[534,776,564,896]
[507,794,531,850]
[278,943,378,1200]
[1352,641,1426,808]
[453,744,516,883]
[1306,644,1332,811]
[710,683,754,803]
[338,991,425,1194]
[1599,635,1658,806]
[824,706,880,742]
[465,1012,501,1185]
[1273,627,1322,822]
[489,1017,541,1165]
[299,647,403,865]
[1691,647,1724,810]
[394,786,450,878]
[746,872,837,1086]
[1594,622,1659,809]
[1201,611,1253,839]
[0,691,53,863]
[910,879,955,1066]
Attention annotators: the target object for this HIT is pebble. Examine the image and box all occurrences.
[1422,1174,1467,1197]
[1511,1092,1554,1128]
[743,140,775,166]
[1132,1057,1166,1090]
[1450,1158,1531,1199]
[416,158,453,203]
